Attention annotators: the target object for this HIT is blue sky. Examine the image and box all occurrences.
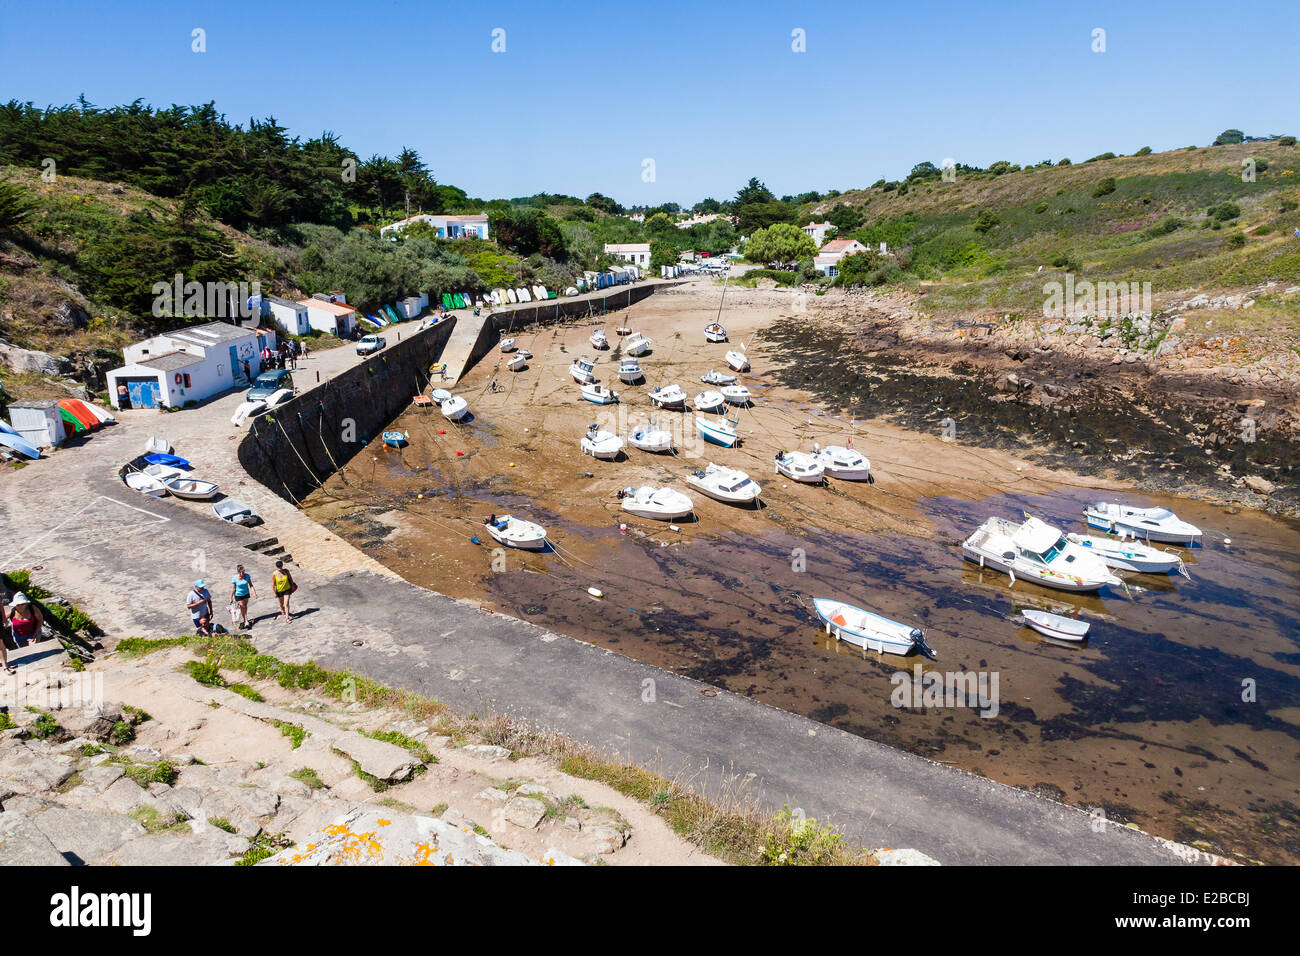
[2,0,1296,206]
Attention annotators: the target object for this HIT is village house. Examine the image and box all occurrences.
[300,296,358,337]
[813,238,870,277]
[604,242,651,268]
[262,295,310,336]
[379,213,491,240]
[802,221,834,246]
[105,321,276,410]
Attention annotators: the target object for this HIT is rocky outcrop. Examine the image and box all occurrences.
[0,340,71,376]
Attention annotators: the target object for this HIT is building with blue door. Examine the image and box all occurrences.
[105,321,276,411]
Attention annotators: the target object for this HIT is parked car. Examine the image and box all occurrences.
[247,369,294,401]
[356,334,386,356]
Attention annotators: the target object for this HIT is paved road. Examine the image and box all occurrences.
[0,316,1209,865]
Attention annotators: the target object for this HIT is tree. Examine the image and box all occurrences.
[742,222,816,264]
[827,203,863,233]
[650,243,678,270]
[1213,129,1245,146]
[733,177,775,207]
[907,161,940,182]
[585,192,621,215]
[734,201,797,235]
[0,178,31,236]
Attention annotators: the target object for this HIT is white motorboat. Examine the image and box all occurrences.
[961,515,1122,592]
[500,338,517,353]
[231,399,267,426]
[694,390,726,412]
[649,384,687,409]
[590,330,609,349]
[1065,533,1185,574]
[725,349,749,372]
[580,382,618,405]
[124,472,168,497]
[720,384,752,406]
[569,357,597,384]
[515,348,533,360]
[163,475,220,500]
[704,323,727,343]
[701,369,737,386]
[1083,501,1202,546]
[775,450,825,484]
[618,358,643,383]
[1020,608,1090,642]
[624,332,652,356]
[618,485,695,521]
[580,424,624,460]
[213,498,259,526]
[696,413,740,447]
[431,388,453,404]
[814,599,934,657]
[685,463,761,505]
[507,353,527,371]
[143,463,186,483]
[484,514,548,550]
[627,425,673,453]
[816,445,871,481]
[441,396,469,421]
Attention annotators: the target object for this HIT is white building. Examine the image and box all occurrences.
[677,213,722,229]
[301,297,358,336]
[604,243,651,268]
[7,399,65,447]
[380,213,491,240]
[813,238,870,277]
[106,321,276,410]
[263,295,310,336]
[802,221,834,246]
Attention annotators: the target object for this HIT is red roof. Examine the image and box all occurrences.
[820,239,861,253]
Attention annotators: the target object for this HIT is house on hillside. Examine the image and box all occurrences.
[813,238,869,277]
[300,297,358,337]
[379,213,490,240]
[604,243,651,268]
[105,320,276,409]
[263,295,310,336]
[802,221,833,246]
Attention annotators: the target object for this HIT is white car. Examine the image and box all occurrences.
[357,335,386,356]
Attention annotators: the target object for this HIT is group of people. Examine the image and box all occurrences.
[185,560,297,636]
[0,591,45,674]
[262,340,305,371]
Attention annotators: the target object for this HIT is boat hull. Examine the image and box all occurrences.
[1085,514,1201,545]
[960,547,1110,592]
[813,599,919,655]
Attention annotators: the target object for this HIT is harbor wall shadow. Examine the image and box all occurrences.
[236,317,457,503]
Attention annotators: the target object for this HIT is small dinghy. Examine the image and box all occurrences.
[624,332,652,356]
[704,323,727,343]
[124,472,168,497]
[618,358,643,383]
[507,353,527,371]
[685,462,761,505]
[500,338,517,353]
[0,431,41,460]
[619,485,695,520]
[382,431,408,448]
[615,326,632,336]
[694,390,726,412]
[649,383,687,409]
[82,403,116,425]
[590,330,609,349]
[701,369,738,386]
[817,445,871,481]
[231,399,267,426]
[720,384,752,406]
[1020,608,1090,642]
[580,382,618,405]
[1065,533,1184,574]
[775,450,825,484]
[163,475,220,500]
[143,463,185,482]
[484,513,548,550]
[569,357,597,384]
[1083,501,1202,546]
[430,388,453,404]
[962,515,1121,592]
[725,349,749,372]
[627,426,673,453]
[696,413,740,447]
[580,424,623,460]
[814,598,935,657]
[213,498,260,526]
[441,396,469,421]
[143,453,191,470]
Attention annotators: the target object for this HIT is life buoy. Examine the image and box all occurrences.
[174,373,183,385]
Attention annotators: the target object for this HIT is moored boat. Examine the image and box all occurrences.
[500,338,517,353]
[701,369,737,386]
[694,390,725,413]
[382,431,408,447]
[774,450,824,483]
[720,384,752,406]
[704,323,727,343]
[1083,501,1202,546]
[507,353,527,371]
[627,426,673,453]
[816,445,871,481]
[1065,532,1185,574]
[162,475,220,500]
[484,513,548,550]
[441,396,469,421]
[961,515,1122,592]
[725,349,749,372]
[590,330,609,349]
[1020,608,1090,642]
[569,357,597,384]
[580,424,623,460]
[618,358,643,383]
[624,332,652,356]
[618,485,694,520]
[580,382,618,404]
[695,413,740,447]
[684,462,760,505]
[649,383,687,409]
[814,598,934,657]
[124,472,168,497]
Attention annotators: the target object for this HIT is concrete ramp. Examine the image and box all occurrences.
[438,313,493,384]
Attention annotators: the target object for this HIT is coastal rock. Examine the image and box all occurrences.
[462,744,511,762]
[0,342,71,376]
[871,847,941,866]
[1244,476,1277,495]
[504,796,546,830]
[0,812,71,866]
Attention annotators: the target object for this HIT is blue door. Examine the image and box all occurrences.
[128,380,160,408]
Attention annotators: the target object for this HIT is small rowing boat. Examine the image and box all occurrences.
[213,498,260,526]
[162,475,220,500]
[704,323,727,343]
[814,598,936,657]
[124,472,168,497]
[1020,608,1090,642]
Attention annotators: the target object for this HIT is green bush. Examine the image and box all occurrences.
[1134,146,1153,156]
[973,210,1000,233]
[1143,216,1183,239]
[185,657,225,687]
[1209,201,1241,221]
[1225,232,1246,248]
[1278,135,1296,147]
[1091,177,1117,197]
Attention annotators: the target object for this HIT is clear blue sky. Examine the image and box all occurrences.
[2,0,1296,206]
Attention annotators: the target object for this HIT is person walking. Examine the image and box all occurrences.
[229,565,257,631]
[271,560,297,623]
[186,579,214,636]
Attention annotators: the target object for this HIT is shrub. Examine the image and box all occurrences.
[1143,216,1182,239]
[1252,157,1269,172]
[1209,201,1241,221]
[1134,146,1153,156]
[1086,152,1118,163]
[1058,158,1072,166]
[1225,232,1246,248]
[1279,135,1296,147]
[1091,177,1117,197]
[973,210,1000,233]
[185,657,225,687]
[1033,201,1048,214]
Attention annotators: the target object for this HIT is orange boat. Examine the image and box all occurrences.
[58,399,100,431]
